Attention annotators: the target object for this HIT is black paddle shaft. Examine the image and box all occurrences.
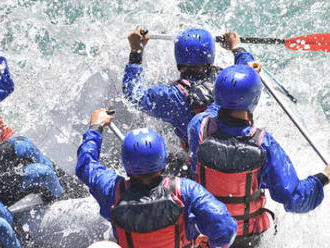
[215,36,285,45]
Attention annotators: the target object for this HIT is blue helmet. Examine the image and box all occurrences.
[122,128,167,175]
[214,65,262,112]
[175,28,215,65]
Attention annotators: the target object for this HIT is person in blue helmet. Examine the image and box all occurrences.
[0,57,87,248]
[0,56,64,248]
[187,64,330,248]
[76,108,237,248]
[123,27,258,150]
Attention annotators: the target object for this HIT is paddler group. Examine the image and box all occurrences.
[1,26,329,248]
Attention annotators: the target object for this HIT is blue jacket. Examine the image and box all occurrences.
[76,129,237,247]
[0,57,14,102]
[188,109,325,213]
[0,136,63,206]
[122,51,255,142]
[0,201,21,248]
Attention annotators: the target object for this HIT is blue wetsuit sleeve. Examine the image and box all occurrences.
[122,64,189,122]
[188,113,213,179]
[7,136,54,168]
[259,132,324,213]
[0,57,14,102]
[203,102,220,116]
[181,178,237,247]
[234,50,255,65]
[76,129,122,220]
[0,202,21,248]
[0,202,13,224]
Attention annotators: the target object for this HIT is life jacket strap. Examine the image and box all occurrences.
[216,189,262,204]
[125,231,134,248]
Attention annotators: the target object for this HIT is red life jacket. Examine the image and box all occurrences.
[196,117,271,237]
[111,176,192,248]
[0,117,14,143]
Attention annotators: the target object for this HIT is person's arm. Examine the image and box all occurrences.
[0,201,13,224]
[0,202,21,248]
[123,28,190,122]
[76,108,122,220]
[123,67,189,122]
[7,136,54,168]
[259,132,326,213]
[188,113,213,179]
[181,178,237,248]
[220,32,255,65]
[0,57,14,102]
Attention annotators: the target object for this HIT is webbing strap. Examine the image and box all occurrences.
[251,128,265,146]
[169,177,176,195]
[125,231,134,248]
[175,224,180,248]
[200,165,206,187]
[233,207,266,221]
[216,190,262,204]
[243,172,252,235]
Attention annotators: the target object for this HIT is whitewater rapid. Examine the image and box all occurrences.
[0,0,329,247]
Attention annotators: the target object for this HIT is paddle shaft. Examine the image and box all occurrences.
[216,36,285,45]
[150,34,286,44]
[9,193,43,214]
[109,122,125,142]
[261,74,328,165]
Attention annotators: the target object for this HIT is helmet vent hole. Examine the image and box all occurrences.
[145,141,152,148]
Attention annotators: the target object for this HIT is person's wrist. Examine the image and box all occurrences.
[231,47,247,55]
[314,172,330,186]
[322,171,330,184]
[129,51,143,64]
[89,124,104,134]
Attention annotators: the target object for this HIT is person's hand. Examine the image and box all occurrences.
[220,32,241,50]
[323,164,330,183]
[90,108,114,127]
[128,26,150,53]
[248,61,262,74]
[195,234,210,248]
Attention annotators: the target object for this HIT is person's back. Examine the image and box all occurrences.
[76,108,237,248]
[188,65,330,247]
[122,27,256,144]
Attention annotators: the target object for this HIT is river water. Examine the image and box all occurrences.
[0,0,329,247]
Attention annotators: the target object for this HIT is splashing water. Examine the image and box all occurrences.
[0,0,329,247]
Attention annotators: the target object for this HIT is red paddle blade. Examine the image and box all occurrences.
[285,33,330,52]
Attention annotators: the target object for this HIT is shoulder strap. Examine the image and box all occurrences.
[162,176,183,202]
[250,128,266,146]
[171,79,192,98]
[114,178,129,206]
[200,117,217,142]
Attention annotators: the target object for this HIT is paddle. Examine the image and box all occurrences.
[8,193,44,214]
[106,107,125,142]
[150,33,330,52]
[260,72,328,165]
